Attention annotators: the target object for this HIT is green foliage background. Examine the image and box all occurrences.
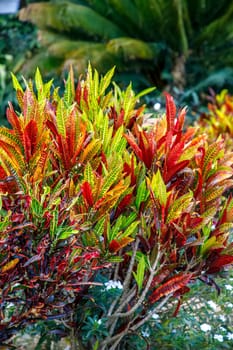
[1,0,233,124]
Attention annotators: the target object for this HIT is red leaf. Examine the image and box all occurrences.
[149,273,192,304]
[207,255,233,274]
[81,181,94,207]
[174,107,186,134]
[23,120,38,161]
[115,108,125,130]
[115,193,133,218]
[75,81,82,105]
[6,103,23,138]
[164,160,189,183]
[82,251,100,260]
[166,141,185,168]
[83,86,89,106]
[164,93,176,132]
[0,165,7,179]
[150,269,170,289]
[124,133,143,160]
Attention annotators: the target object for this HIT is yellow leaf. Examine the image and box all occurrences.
[1,258,19,273]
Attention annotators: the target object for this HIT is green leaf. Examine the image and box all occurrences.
[31,198,43,217]
[99,66,115,96]
[100,160,122,196]
[50,207,58,240]
[11,72,23,92]
[135,86,156,100]
[93,216,106,237]
[56,98,67,137]
[135,179,149,210]
[64,67,75,105]
[99,112,109,151]
[166,191,193,223]
[110,216,123,241]
[57,227,79,240]
[35,67,43,95]
[122,212,138,229]
[120,220,139,239]
[84,162,95,187]
[111,125,124,152]
[133,255,146,292]
[107,256,124,263]
[150,169,167,206]
[200,236,217,256]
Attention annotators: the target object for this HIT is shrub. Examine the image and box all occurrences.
[197,90,233,149]
[0,66,233,349]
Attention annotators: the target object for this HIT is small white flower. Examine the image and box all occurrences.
[219,326,226,332]
[214,334,224,342]
[151,313,160,320]
[97,319,102,325]
[153,102,161,111]
[207,300,218,311]
[219,315,226,322]
[200,323,211,332]
[227,333,233,340]
[226,302,233,308]
[104,280,123,290]
[141,328,150,338]
[225,284,233,291]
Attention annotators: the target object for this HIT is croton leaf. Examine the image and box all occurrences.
[149,273,192,304]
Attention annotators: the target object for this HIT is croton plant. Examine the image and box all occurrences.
[198,89,233,150]
[0,66,233,349]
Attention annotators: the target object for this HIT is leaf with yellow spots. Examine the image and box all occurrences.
[166,191,193,223]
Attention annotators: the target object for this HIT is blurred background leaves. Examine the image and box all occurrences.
[1,0,233,122]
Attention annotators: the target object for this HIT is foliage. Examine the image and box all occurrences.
[0,13,38,125]
[0,66,233,349]
[7,271,233,349]
[197,90,233,150]
[18,0,233,94]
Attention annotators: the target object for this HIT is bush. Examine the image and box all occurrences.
[0,66,233,349]
[197,90,233,149]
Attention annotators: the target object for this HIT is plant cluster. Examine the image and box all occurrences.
[197,90,233,149]
[0,66,233,349]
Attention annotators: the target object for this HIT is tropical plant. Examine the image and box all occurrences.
[0,66,233,349]
[197,90,233,150]
[18,0,233,93]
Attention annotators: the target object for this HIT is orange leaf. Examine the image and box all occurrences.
[109,237,134,253]
[1,258,19,273]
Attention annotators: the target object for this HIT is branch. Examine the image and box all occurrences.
[112,251,161,318]
[107,238,139,317]
[131,294,172,331]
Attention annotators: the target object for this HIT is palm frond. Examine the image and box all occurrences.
[19,2,125,40]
